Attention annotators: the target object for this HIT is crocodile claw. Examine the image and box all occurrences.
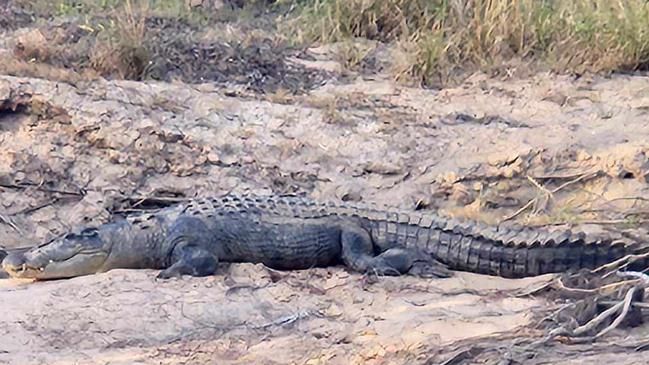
[408,260,453,278]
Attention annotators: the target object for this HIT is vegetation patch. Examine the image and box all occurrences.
[6,0,649,89]
[285,0,649,86]
[2,0,327,93]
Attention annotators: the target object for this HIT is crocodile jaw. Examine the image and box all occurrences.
[1,233,110,280]
[2,251,109,279]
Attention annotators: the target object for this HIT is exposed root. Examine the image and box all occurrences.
[0,214,23,235]
[539,269,648,345]
[550,286,637,343]
[594,252,649,275]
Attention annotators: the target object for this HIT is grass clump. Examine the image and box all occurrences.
[90,0,150,80]
[7,0,153,81]
[286,0,649,86]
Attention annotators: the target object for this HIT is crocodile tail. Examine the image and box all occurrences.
[432,232,646,278]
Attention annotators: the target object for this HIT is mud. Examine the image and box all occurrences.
[2,3,649,365]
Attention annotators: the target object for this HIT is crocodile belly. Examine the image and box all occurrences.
[211,216,343,270]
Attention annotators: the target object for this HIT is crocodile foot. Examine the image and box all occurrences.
[408,259,452,278]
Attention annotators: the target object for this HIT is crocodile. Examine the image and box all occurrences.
[1,194,644,280]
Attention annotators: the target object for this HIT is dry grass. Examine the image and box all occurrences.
[90,0,150,80]
[9,0,268,82]
[13,0,202,80]
[285,0,649,86]
[10,0,153,80]
[13,0,649,87]
[334,40,375,72]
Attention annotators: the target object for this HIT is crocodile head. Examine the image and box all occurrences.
[1,228,110,280]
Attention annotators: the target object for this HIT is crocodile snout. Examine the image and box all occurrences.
[1,252,31,276]
[1,236,111,279]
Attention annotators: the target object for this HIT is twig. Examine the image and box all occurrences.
[568,294,626,336]
[250,310,312,330]
[529,219,649,227]
[12,197,60,216]
[550,171,599,194]
[111,208,166,215]
[594,252,649,274]
[540,269,647,345]
[556,275,640,296]
[599,300,649,309]
[0,182,84,196]
[128,195,188,208]
[527,175,553,197]
[606,196,649,203]
[616,270,649,284]
[500,170,598,223]
[583,219,649,225]
[533,302,576,329]
[501,199,536,222]
[530,169,601,181]
[591,286,636,339]
[0,214,24,235]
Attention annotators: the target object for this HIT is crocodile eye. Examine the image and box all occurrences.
[68,228,98,238]
[81,227,96,234]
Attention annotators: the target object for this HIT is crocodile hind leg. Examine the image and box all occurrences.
[340,224,450,277]
[157,216,219,279]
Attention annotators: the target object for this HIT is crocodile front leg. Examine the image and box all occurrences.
[340,224,450,277]
[157,216,219,279]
